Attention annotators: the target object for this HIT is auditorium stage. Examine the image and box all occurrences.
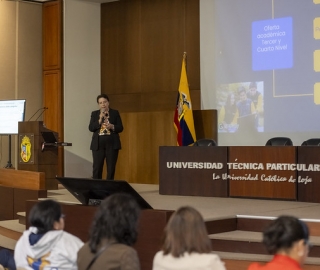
[48,183,320,221]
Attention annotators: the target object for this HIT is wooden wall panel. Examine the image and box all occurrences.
[42,0,63,181]
[141,0,200,94]
[101,0,141,94]
[101,0,200,112]
[0,186,14,221]
[109,90,200,113]
[140,0,184,93]
[229,147,297,199]
[108,93,142,113]
[43,70,63,178]
[116,111,176,183]
[193,110,218,142]
[43,70,62,134]
[43,0,61,71]
[115,110,216,184]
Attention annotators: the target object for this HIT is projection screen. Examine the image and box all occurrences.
[200,0,320,146]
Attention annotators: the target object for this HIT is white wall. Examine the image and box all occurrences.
[200,0,215,111]
[0,1,42,168]
[63,0,101,178]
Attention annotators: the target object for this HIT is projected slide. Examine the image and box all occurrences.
[252,17,292,71]
[202,0,320,143]
[0,100,26,134]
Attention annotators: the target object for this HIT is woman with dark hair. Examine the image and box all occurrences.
[89,93,123,180]
[248,215,310,270]
[77,193,141,270]
[14,199,83,270]
[152,206,226,270]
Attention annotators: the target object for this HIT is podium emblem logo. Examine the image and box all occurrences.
[21,135,32,162]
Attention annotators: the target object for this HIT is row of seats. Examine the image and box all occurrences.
[193,138,320,146]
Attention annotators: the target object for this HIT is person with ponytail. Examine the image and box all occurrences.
[248,215,310,270]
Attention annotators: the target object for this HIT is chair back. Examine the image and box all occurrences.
[265,137,293,146]
[193,138,217,147]
[301,138,320,146]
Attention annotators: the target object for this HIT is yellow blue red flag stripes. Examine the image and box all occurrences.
[173,53,196,146]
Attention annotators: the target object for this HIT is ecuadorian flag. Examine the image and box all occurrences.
[173,54,196,146]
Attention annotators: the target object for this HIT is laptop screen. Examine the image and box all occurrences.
[41,132,57,143]
[56,176,153,209]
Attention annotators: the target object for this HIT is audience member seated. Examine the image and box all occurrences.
[77,193,141,270]
[152,206,226,270]
[14,199,83,270]
[248,215,310,270]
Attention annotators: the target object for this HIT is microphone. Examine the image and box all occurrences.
[35,107,48,121]
[28,107,48,121]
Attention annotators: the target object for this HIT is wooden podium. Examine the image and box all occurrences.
[17,121,58,189]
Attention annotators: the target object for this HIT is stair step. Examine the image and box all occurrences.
[236,216,320,237]
[215,251,270,262]
[0,220,24,233]
[0,220,23,242]
[215,251,320,266]
[0,234,17,250]
[16,212,26,225]
[210,230,262,242]
[16,212,25,218]
[210,230,320,245]
[210,230,320,258]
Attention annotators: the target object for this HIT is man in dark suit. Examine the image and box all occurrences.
[89,94,123,180]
